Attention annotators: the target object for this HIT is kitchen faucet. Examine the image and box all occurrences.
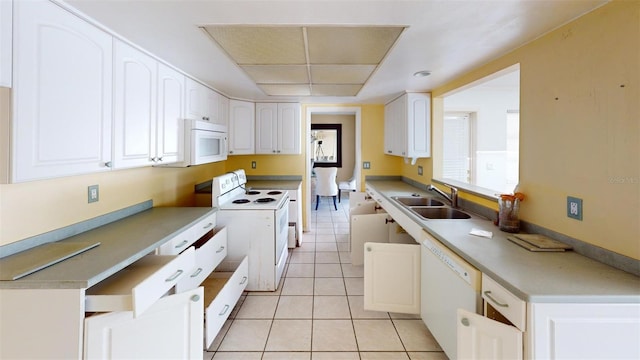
[428,184,458,208]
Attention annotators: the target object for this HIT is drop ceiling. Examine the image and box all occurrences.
[66,0,608,104]
[202,25,405,96]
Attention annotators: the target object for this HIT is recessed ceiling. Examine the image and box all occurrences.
[66,0,609,104]
[201,25,405,96]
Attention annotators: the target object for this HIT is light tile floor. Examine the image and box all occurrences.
[204,196,449,360]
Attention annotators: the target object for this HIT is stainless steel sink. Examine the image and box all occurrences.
[409,207,471,219]
[392,196,445,207]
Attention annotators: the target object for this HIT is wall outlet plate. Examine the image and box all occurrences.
[88,185,99,203]
[363,161,371,169]
[251,161,257,169]
[567,196,583,220]
[418,166,423,176]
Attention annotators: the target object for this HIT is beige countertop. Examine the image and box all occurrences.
[366,180,640,304]
[0,207,217,290]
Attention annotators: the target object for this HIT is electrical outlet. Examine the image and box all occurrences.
[251,161,257,169]
[363,161,371,169]
[88,185,99,203]
[567,196,583,220]
[418,166,423,176]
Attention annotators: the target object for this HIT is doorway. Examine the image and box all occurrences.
[305,107,362,232]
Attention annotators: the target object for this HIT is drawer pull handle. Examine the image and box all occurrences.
[219,304,230,316]
[165,269,184,282]
[239,276,248,285]
[216,246,225,253]
[484,291,509,308]
[190,268,203,277]
[190,294,200,302]
[203,222,214,229]
[461,318,470,327]
[175,240,189,248]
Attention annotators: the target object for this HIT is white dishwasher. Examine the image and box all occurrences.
[421,230,482,360]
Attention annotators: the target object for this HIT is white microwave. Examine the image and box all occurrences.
[161,119,227,167]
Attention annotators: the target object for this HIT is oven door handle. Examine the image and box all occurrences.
[277,196,290,211]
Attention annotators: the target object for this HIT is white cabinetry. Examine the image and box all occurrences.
[255,103,301,154]
[84,286,204,360]
[0,0,11,87]
[185,77,223,124]
[112,40,157,169]
[383,92,431,160]
[11,0,113,182]
[529,303,640,359]
[156,63,186,164]
[228,99,255,155]
[351,188,420,314]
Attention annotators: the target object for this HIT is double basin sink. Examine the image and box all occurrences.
[391,196,471,220]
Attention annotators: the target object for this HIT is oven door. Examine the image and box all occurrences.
[190,129,227,165]
[274,197,289,282]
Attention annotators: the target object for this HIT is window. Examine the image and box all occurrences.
[442,66,520,194]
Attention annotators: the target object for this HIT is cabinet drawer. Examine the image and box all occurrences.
[86,248,195,317]
[203,256,249,348]
[176,227,227,293]
[481,274,526,331]
[157,213,216,255]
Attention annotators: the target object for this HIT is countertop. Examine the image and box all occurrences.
[366,180,640,304]
[0,207,216,290]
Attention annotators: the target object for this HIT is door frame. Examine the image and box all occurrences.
[305,106,361,231]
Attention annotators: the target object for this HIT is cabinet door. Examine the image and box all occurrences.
[0,0,11,87]
[228,99,255,155]
[84,287,204,360]
[529,303,640,359]
[406,93,431,158]
[218,93,229,127]
[185,77,204,121]
[457,309,523,360]
[204,87,220,123]
[350,212,387,266]
[278,103,301,154]
[12,0,113,182]
[364,241,421,314]
[255,103,278,154]
[113,40,157,169]
[157,63,185,164]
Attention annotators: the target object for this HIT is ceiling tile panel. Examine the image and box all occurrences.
[242,65,309,83]
[306,26,405,64]
[312,84,362,96]
[259,84,311,96]
[203,26,306,64]
[310,64,376,84]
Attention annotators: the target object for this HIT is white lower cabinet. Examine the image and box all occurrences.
[457,308,523,359]
[84,287,204,360]
[83,221,248,358]
[202,256,249,347]
[352,197,420,314]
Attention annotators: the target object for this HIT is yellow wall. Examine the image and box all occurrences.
[0,163,226,246]
[428,0,639,259]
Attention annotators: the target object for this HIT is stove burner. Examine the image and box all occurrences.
[232,199,251,204]
[255,197,276,203]
[246,190,261,195]
[267,191,283,195]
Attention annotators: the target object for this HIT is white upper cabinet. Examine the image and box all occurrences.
[228,99,255,155]
[156,63,185,164]
[0,0,12,87]
[255,103,301,154]
[185,77,224,124]
[384,92,431,160]
[11,0,113,182]
[112,40,157,169]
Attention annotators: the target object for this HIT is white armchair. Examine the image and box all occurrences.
[338,164,358,202]
[314,167,338,210]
